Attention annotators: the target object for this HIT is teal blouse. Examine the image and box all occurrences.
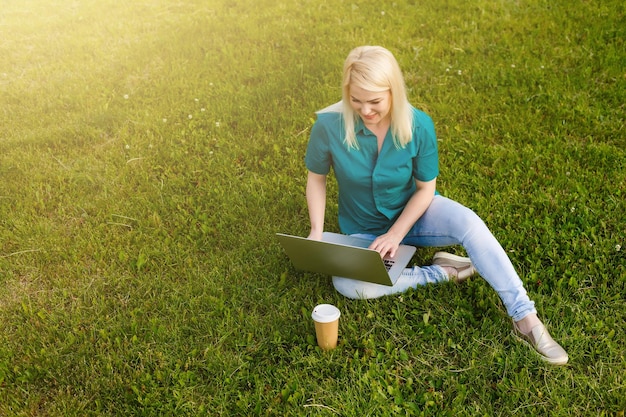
[305,106,439,236]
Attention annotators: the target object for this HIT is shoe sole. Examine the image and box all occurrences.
[432,252,472,269]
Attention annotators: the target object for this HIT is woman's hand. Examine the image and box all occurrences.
[369,232,403,258]
[307,230,323,241]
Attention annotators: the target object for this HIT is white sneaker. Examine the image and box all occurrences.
[512,322,569,365]
[432,252,476,283]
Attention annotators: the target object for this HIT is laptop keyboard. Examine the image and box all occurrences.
[383,259,395,271]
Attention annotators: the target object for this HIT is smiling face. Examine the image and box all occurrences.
[349,85,392,129]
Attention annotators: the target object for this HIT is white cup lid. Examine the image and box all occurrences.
[311,304,340,323]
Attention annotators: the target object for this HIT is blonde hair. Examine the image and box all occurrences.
[319,46,414,150]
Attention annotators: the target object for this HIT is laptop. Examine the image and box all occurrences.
[276,232,416,286]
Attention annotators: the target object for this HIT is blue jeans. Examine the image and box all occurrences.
[332,195,536,321]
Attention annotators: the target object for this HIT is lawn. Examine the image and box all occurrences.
[0,0,624,415]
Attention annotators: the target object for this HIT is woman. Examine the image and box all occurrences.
[305,46,568,365]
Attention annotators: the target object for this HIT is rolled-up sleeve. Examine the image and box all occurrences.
[412,110,439,182]
[305,117,332,175]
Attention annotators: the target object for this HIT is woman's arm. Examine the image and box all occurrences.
[369,178,437,257]
[306,170,327,240]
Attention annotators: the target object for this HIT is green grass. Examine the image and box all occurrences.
[1,0,624,415]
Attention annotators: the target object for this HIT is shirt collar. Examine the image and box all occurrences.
[355,117,369,135]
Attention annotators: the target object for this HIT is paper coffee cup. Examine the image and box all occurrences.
[311,304,341,350]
